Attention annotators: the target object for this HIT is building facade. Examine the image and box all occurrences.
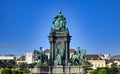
[85,54,106,69]
[0,55,15,60]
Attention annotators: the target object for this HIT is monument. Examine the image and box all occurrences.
[32,11,87,74]
[48,11,71,66]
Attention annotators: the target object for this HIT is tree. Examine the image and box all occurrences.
[17,63,28,70]
[106,62,120,74]
[0,60,16,68]
[7,60,16,68]
[1,68,12,74]
[0,60,6,68]
[28,62,36,68]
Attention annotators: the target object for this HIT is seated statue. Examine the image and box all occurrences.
[53,11,66,30]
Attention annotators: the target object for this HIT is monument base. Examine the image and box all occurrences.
[32,66,87,74]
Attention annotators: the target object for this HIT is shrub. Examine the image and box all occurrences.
[1,68,12,74]
[18,70,23,74]
[1,69,5,74]
[21,69,27,73]
[97,68,107,74]
[12,70,18,74]
[89,70,97,74]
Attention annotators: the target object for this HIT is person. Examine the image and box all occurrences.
[80,50,86,60]
[34,50,39,60]
[39,47,43,61]
[76,47,81,60]
[43,51,48,64]
[56,49,62,65]
[71,51,77,65]
[53,11,66,30]
[80,50,86,65]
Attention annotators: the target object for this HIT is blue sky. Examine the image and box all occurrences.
[0,0,120,55]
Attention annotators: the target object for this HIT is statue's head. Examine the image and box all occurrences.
[40,47,42,50]
[78,47,80,49]
[39,47,43,51]
[58,10,62,14]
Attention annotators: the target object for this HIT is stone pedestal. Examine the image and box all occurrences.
[32,67,49,74]
[32,66,87,74]
[48,28,71,66]
[52,66,63,73]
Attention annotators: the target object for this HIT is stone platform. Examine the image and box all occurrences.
[32,66,87,74]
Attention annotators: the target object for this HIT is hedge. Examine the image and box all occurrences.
[12,70,18,74]
[97,68,107,74]
[89,70,97,74]
[1,68,29,74]
[18,70,23,74]
[1,68,12,74]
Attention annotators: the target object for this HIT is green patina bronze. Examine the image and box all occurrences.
[70,47,86,65]
[32,11,87,69]
[53,11,66,30]
[34,47,48,66]
[71,51,77,65]
[48,11,71,66]
[56,43,64,65]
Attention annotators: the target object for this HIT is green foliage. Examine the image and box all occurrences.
[90,62,120,74]
[97,68,107,74]
[17,63,28,70]
[21,69,27,73]
[18,70,26,74]
[1,68,28,74]
[12,70,18,74]
[106,62,120,74]
[18,71,23,74]
[36,61,45,67]
[89,68,107,74]
[1,69,5,74]
[106,68,112,74]
[0,60,5,68]
[89,70,97,74]
[0,60,16,68]
[1,68,12,74]
[28,62,36,68]
[89,62,120,74]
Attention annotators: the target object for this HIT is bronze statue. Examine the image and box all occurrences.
[70,47,86,65]
[80,50,86,65]
[33,47,48,65]
[56,49,62,65]
[53,11,66,30]
[56,43,64,65]
[71,51,77,65]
